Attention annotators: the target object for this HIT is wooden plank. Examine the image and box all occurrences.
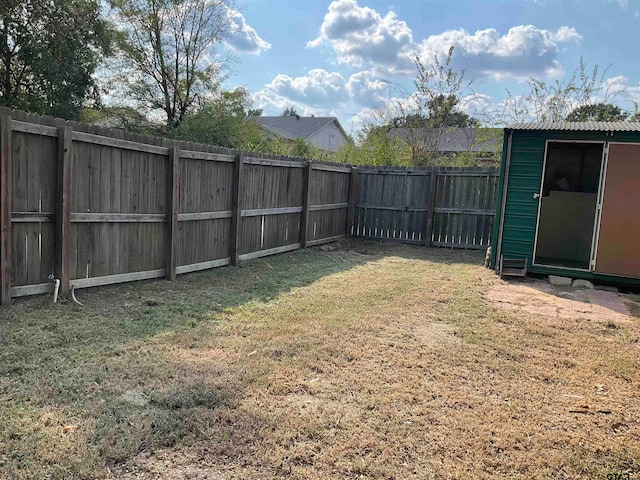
[166,146,179,281]
[354,204,427,212]
[71,131,169,155]
[241,206,303,217]
[238,243,300,261]
[70,268,165,289]
[346,167,357,237]
[433,208,495,215]
[11,212,55,222]
[230,152,244,265]
[10,282,52,297]
[0,115,12,304]
[300,162,312,248]
[71,213,167,222]
[311,163,352,173]
[179,150,235,162]
[425,168,438,247]
[11,120,58,137]
[432,241,487,250]
[306,235,345,247]
[244,157,305,168]
[309,202,349,212]
[55,126,72,294]
[175,257,231,275]
[177,211,233,221]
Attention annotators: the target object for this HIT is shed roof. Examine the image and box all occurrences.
[508,121,640,132]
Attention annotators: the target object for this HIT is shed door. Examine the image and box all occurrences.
[594,143,640,278]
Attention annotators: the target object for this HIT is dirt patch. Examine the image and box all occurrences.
[487,278,634,323]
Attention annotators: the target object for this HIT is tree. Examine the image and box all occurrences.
[566,103,628,121]
[499,57,619,124]
[173,87,262,148]
[107,0,234,131]
[281,105,299,116]
[0,0,112,118]
[373,47,481,166]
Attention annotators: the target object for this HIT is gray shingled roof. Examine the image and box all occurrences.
[253,116,347,140]
[508,121,640,132]
[388,127,502,153]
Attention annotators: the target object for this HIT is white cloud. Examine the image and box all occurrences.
[605,75,640,108]
[266,69,349,106]
[346,71,390,106]
[416,25,582,80]
[308,0,415,75]
[224,8,271,55]
[308,0,582,80]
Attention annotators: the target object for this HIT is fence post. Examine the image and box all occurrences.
[55,126,72,295]
[300,161,312,247]
[346,166,358,236]
[166,146,180,281]
[0,115,12,305]
[230,152,244,265]
[425,167,438,247]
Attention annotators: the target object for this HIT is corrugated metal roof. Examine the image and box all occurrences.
[508,121,640,132]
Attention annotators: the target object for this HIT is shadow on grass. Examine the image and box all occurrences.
[0,240,487,478]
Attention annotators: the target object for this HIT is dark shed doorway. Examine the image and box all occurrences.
[534,141,604,270]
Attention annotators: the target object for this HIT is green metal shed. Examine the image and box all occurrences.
[490,122,640,285]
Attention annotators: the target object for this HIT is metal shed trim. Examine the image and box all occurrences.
[508,121,640,132]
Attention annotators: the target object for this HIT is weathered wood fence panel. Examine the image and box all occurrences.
[431,170,498,249]
[353,167,499,249]
[306,164,351,246]
[0,109,355,303]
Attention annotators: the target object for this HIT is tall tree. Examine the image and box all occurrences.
[566,103,628,122]
[107,0,234,130]
[173,87,263,148]
[387,47,479,165]
[0,0,112,118]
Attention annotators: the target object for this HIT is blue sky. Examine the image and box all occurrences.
[220,0,640,133]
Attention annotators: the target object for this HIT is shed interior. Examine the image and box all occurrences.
[534,142,603,270]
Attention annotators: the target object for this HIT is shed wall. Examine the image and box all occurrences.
[492,128,640,285]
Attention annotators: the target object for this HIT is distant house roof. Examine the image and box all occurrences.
[253,116,348,142]
[389,127,502,153]
[508,121,640,132]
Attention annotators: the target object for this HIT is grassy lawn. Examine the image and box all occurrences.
[1,241,639,479]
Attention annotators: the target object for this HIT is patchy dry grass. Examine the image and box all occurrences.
[1,241,639,479]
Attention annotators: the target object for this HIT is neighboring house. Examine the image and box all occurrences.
[388,127,503,164]
[253,116,349,152]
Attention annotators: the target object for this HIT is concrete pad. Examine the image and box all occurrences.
[549,275,572,286]
[572,279,595,289]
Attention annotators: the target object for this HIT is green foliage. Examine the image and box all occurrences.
[281,105,299,116]
[108,0,232,130]
[0,0,113,118]
[566,103,628,121]
[500,57,618,124]
[334,127,410,166]
[173,87,263,148]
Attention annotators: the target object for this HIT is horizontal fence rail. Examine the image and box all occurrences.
[0,108,499,304]
[352,167,499,249]
[0,109,355,303]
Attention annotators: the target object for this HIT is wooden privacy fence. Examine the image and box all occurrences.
[0,111,353,304]
[352,167,499,249]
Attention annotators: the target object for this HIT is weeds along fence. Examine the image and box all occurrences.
[0,110,352,304]
[352,166,499,248]
[0,109,499,304]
